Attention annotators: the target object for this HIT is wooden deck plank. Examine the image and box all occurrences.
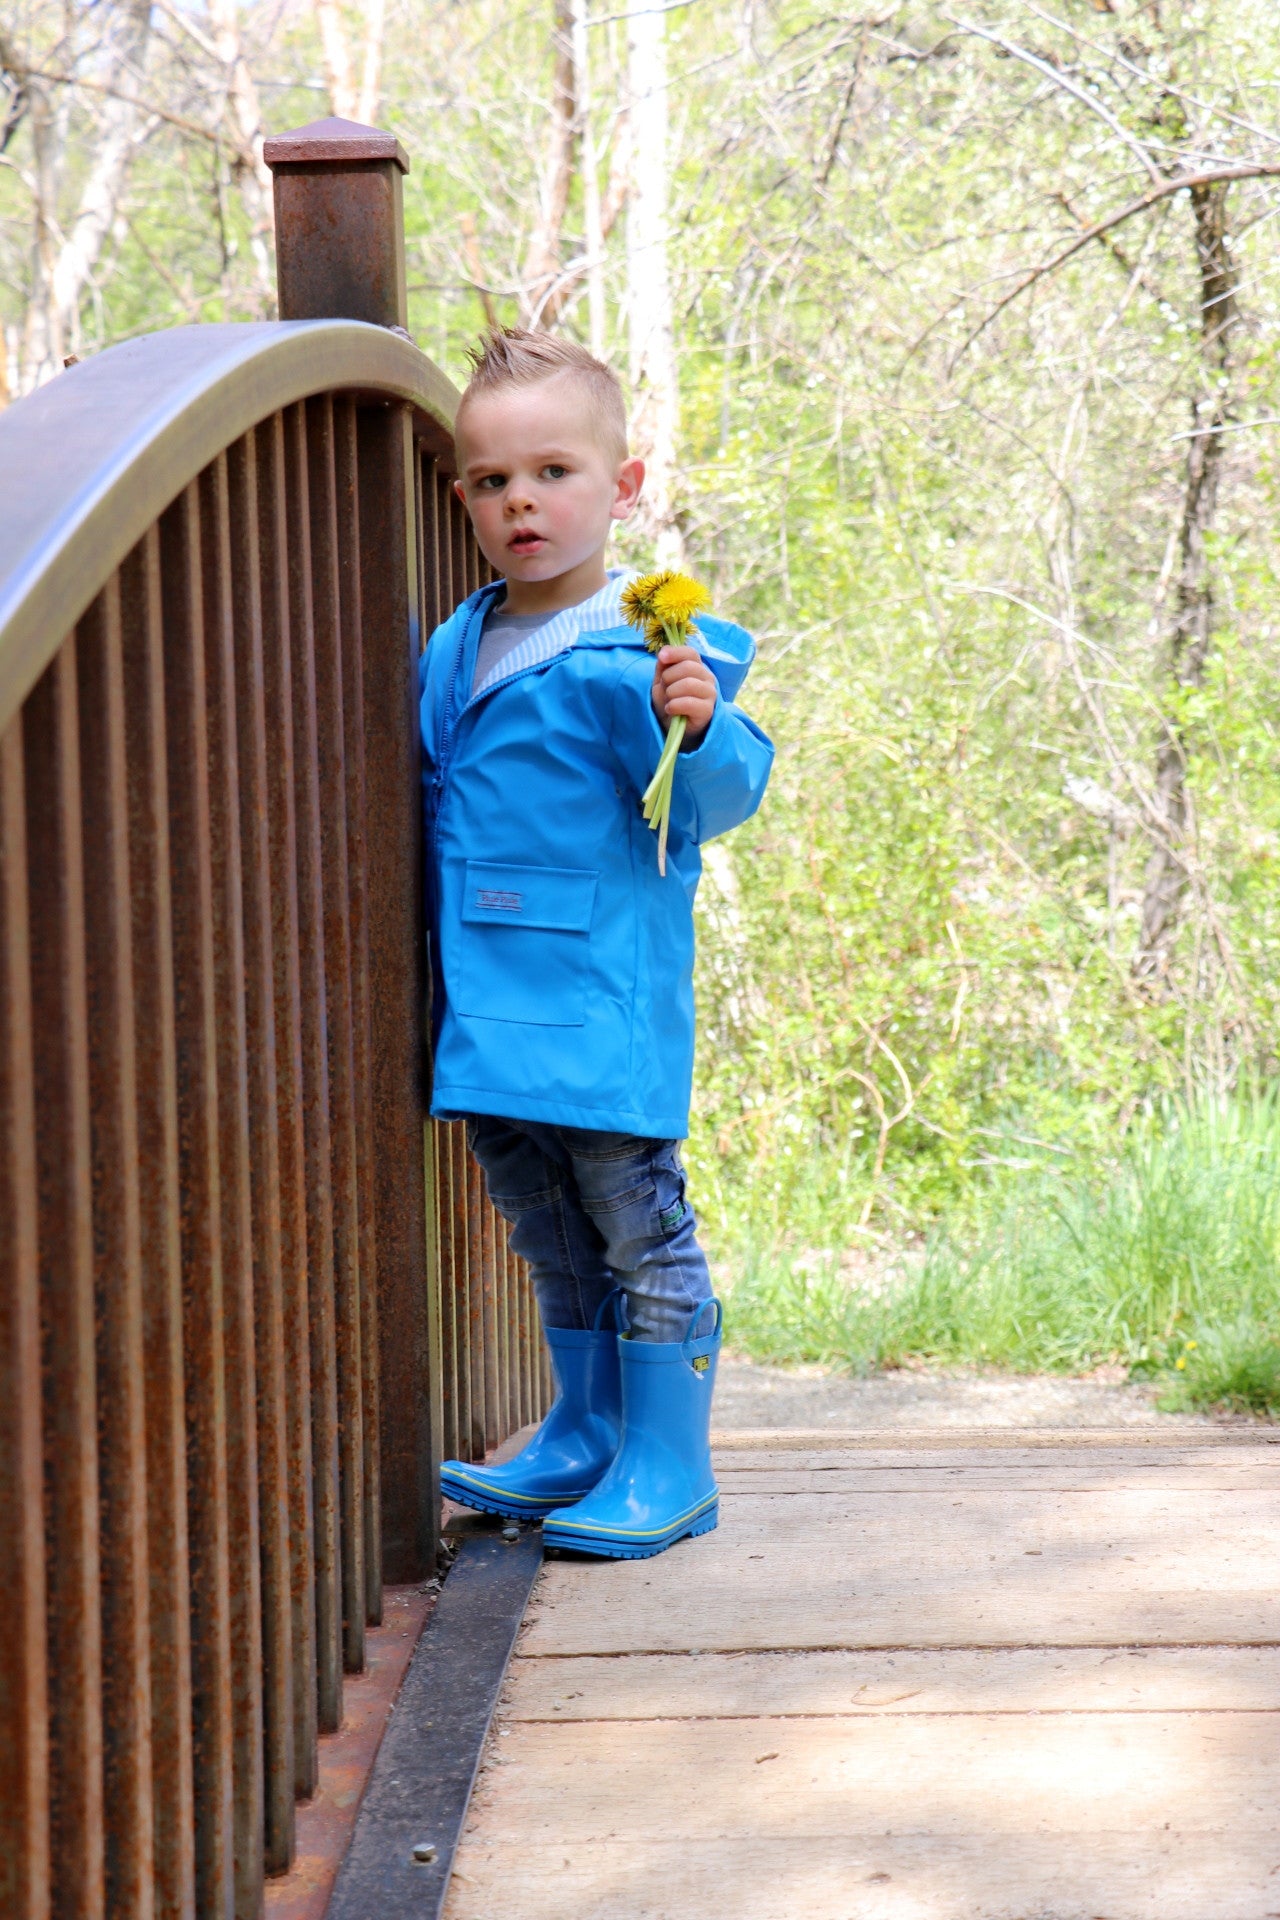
[503,1646,1280,1720]
[445,1832,1280,1920]
[711,1426,1278,1450]
[714,1445,1280,1470]
[446,1429,1280,1920]
[714,1465,1280,1490]
[523,1486,1280,1655]
[458,1713,1280,1835]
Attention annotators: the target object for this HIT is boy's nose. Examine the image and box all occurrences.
[505,485,535,514]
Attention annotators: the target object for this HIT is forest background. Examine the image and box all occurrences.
[3,0,1279,1408]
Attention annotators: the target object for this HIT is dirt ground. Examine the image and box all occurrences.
[712,1350,1257,1429]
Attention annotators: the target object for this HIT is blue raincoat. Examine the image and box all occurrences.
[419,571,774,1138]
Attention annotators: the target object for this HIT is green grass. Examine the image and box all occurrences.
[719,1089,1280,1416]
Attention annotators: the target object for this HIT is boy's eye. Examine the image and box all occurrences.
[476,473,505,491]
[542,464,569,480]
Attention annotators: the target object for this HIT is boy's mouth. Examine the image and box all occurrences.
[508,528,546,556]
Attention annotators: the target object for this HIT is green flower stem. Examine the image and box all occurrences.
[642,715,685,819]
[642,616,691,874]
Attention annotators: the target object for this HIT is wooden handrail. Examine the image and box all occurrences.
[0,319,458,735]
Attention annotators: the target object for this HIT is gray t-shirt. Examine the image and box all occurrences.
[472,606,549,694]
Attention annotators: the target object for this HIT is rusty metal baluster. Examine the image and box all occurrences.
[0,718,50,1920]
[460,517,512,1439]
[441,488,490,1458]
[447,1126,476,1461]
[414,440,430,657]
[75,583,156,1920]
[503,1177,519,1439]
[356,403,436,1581]
[540,1278,554,1409]
[417,459,460,1467]
[515,1247,530,1430]
[535,1263,549,1419]
[480,1175,501,1449]
[160,484,235,1915]
[334,397,382,1631]
[306,395,366,1675]
[199,454,266,1910]
[255,414,318,1794]
[23,640,105,1920]
[495,1221,513,1441]
[283,402,342,1733]
[464,1150,493,1454]
[118,530,196,1920]
[226,432,296,1871]
[429,1123,455,1464]
[443,1125,469,1463]
[436,471,454,613]
[422,454,444,633]
[412,451,449,1477]
[503,1227,519,1438]
[517,1244,535,1432]
[449,483,469,616]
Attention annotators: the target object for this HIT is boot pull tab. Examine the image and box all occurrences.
[681,1296,723,1371]
[593,1285,630,1335]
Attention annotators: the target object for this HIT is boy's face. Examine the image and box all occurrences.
[454,375,643,608]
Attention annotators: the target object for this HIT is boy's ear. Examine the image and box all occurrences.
[611,455,645,522]
[453,478,467,505]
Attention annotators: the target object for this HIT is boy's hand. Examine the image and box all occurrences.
[651,646,717,746]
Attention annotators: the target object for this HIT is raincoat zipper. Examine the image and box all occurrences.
[428,610,568,871]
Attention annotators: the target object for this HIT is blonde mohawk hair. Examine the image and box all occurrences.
[458,327,628,462]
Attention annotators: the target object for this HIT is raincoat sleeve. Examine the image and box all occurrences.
[609,655,774,845]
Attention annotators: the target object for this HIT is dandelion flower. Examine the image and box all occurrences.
[651,575,712,627]
[621,570,677,630]
[621,569,715,875]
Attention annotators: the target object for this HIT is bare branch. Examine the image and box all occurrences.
[17,61,249,156]
[945,14,1163,185]
[954,163,1280,360]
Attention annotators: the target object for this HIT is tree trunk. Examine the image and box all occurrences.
[19,69,66,386]
[521,0,576,327]
[626,0,682,565]
[314,0,358,119]
[1134,178,1238,977]
[313,0,386,135]
[357,0,387,126]
[14,0,153,390]
[571,0,606,356]
[208,0,275,305]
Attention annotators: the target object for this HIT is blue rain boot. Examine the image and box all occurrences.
[439,1292,624,1522]
[542,1300,722,1560]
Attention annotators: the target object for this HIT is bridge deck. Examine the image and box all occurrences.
[445,1427,1280,1920]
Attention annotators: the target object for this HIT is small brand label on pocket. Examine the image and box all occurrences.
[476,888,523,912]
[692,1354,710,1373]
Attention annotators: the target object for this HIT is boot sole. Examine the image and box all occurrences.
[439,1469,592,1523]
[543,1497,719,1560]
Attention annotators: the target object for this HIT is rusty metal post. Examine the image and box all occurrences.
[266,119,439,1580]
[263,118,409,330]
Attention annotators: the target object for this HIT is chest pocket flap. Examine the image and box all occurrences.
[462,863,597,930]
[457,862,598,1026]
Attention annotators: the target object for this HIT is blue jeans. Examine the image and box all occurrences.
[464,1118,714,1343]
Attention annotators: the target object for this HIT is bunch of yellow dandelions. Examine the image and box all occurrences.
[621,571,713,876]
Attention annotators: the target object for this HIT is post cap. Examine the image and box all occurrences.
[264,116,409,175]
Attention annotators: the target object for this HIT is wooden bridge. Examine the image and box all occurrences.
[448,1424,1279,1920]
[1,115,1276,1920]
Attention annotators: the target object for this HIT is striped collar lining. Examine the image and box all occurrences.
[470,567,733,697]
[470,569,633,697]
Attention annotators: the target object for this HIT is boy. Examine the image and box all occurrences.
[423,328,772,1558]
